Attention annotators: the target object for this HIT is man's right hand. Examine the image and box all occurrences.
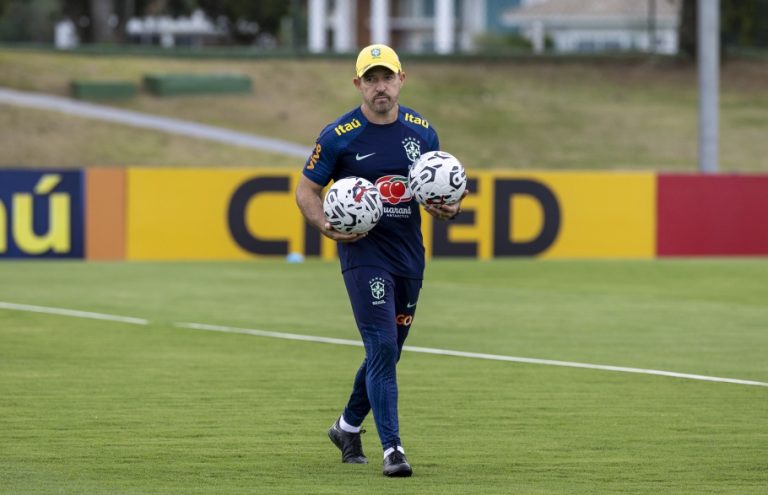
[323,222,368,243]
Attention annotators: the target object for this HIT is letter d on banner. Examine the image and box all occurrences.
[493,179,560,256]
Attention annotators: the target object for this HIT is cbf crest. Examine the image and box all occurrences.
[369,277,386,305]
[402,137,421,163]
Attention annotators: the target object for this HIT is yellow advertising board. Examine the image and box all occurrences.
[127,168,305,260]
[545,171,656,258]
[495,171,656,259]
[126,168,656,260]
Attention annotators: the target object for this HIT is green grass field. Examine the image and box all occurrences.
[1,259,766,494]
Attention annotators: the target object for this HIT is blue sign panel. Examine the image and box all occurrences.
[0,170,85,258]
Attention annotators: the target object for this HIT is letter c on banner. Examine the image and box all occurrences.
[228,177,290,255]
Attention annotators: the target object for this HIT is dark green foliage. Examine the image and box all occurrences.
[0,0,58,42]
[679,0,768,58]
[196,0,290,43]
[722,0,768,48]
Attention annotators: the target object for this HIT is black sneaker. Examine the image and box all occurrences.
[328,418,367,464]
[383,448,412,477]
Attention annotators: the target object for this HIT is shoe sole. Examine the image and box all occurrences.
[384,467,413,477]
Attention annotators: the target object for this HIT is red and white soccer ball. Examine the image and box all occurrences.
[323,176,384,234]
[408,151,467,205]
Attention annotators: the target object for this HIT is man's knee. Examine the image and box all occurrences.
[362,329,399,368]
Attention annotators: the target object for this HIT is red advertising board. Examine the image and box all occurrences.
[657,175,768,256]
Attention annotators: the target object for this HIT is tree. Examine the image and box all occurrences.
[196,0,290,44]
[721,0,768,48]
[60,0,108,43]
[679,0,697,58]
[0,0,60,42]
[679,0,768,59]
[60,0,193,43]
[90,0,115,42]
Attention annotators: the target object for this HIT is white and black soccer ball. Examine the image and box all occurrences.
[323,177,383,234]
[408,151,467,205]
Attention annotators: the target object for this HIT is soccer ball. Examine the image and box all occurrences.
[408,151,467,205]
[323,176,383,234]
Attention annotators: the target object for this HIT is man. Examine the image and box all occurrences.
[295,44,464,477]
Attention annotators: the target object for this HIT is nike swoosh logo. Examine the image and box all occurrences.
[356,153,376,161]
[406,302,417,308]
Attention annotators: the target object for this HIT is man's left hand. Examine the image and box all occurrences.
[423,190,468,221]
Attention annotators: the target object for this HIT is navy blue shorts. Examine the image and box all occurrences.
[343,266,422,336]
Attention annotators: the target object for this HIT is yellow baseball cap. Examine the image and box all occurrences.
[355,44,402,78]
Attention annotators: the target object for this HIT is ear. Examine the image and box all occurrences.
[353,77,362,90]
[399,71,406,85]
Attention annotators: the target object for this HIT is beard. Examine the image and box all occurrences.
[369,94,394,114]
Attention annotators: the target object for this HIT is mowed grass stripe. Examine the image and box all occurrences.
[0,300,149,325]
[177,321,768,388]
[2,300,765,387]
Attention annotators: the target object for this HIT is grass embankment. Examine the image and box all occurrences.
[0,48,767,170]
